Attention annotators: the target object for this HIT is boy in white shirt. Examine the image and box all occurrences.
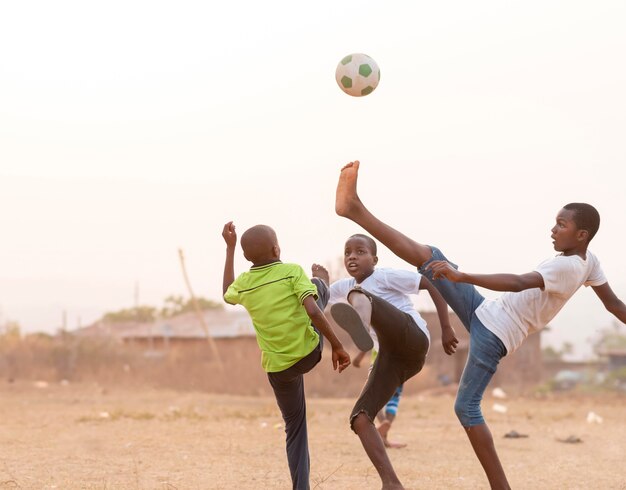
[335,160,626,490]
[327,233,457,489]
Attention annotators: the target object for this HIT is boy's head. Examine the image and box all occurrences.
[552,203,600,253]
[344,234,378,283]
[562,203,600,242]
[240,225,280,265]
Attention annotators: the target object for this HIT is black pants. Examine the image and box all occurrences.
[266,278,328,490]
[348,287,429,430]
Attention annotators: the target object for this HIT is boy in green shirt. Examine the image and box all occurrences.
[222,221,351,490]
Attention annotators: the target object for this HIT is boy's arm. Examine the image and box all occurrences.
[303,296,351,372]
[222,222,237,296]
[592,283,626,323]
[420,277,458,355]
[427,261,545,292]
[323,305,368,365]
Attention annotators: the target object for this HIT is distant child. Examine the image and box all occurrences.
[335,161,626,489]
[326,232,457,489]
[221,222,351,490]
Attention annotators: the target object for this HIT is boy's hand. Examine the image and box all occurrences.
[441,325,459,355]
[222,221,237,248]
[427,260,463,282]
[332,347,351,373]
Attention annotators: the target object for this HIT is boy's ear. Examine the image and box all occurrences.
[373,255,379,265]
[272,245,280,257]
[577,229,589,242]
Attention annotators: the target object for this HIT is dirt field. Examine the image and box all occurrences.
[0,382,624,490]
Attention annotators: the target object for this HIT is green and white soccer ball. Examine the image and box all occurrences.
[335,53,380,97]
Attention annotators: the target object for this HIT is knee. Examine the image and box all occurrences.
[347,289,369,308]
[350,411,372,434]
[454,397,483,427]
[454,397,472,427]
[311,278,329,308]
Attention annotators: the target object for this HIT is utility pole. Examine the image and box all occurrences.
[134,281,139,309]
[178,248,223,370]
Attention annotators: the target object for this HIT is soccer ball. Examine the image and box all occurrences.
[335,53,380,97]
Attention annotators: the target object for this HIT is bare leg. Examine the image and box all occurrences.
[465,424,511,490]
[352,413,404,489]
[336,161,433,268]
[346,289,372,327]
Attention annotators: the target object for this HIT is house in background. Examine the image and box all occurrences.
[418,311,544,393]
[75,306,545,395]
[76,307,254,351]
[601,348,626,371]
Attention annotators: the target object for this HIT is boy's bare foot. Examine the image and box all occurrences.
[384,440,407,449]
[335,161,364,217]
[311,264,330,285]
[377,420,407,449]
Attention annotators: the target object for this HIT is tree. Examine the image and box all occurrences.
[593,320,626,355]
[1,321,21,339]
[542,341,575,361]
[160,295,222,318]
[542,345,562,361]
[102,306,157,323]
[100,296,223,324]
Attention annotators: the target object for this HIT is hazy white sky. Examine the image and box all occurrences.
[1,1,625,359]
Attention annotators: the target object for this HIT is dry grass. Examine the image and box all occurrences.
[0,381,625,489]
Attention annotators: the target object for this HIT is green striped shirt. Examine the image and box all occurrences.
[224,261,319,372]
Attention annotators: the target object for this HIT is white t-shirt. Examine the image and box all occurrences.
[476,251,607,354]
[328,268,430,350]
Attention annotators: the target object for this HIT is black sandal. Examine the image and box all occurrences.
[330,303,374,352]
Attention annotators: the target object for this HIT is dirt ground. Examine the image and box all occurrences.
[0,382,624,490]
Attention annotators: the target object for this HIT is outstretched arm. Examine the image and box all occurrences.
[427,261,545,292]
[420,277,458,355]
[592,282,626,323]
[303,296,351,372]
[222,221,237,296]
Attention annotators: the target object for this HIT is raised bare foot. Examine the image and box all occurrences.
[311,263,330,285]
[335,160,364,217]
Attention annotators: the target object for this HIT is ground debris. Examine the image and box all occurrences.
[504,430,528,438]
[558,435,583,444]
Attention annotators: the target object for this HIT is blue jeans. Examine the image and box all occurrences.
[419,247,508,427]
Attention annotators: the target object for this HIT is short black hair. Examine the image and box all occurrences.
[563,203,600,242]
[240,225,278,263]
[348,234,377,255]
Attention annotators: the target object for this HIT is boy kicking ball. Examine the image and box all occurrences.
[334,160,626,489]
[326,232,456,489]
